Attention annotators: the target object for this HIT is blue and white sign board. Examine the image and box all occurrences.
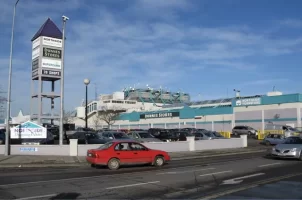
[20,147,38,152]
[235,98,261,106]
[10,121,47,139]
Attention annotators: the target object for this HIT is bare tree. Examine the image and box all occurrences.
[98,110,120,127]
[63,110,76,124]
[92,114,102,130]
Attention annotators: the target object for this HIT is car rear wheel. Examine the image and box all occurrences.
[154,156,165,167]
[108,158,120,170]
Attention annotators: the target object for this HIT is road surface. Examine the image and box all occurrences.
[0,151,301,199]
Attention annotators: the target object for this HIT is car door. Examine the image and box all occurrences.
[128,142,152,164]
[113,142,135,164]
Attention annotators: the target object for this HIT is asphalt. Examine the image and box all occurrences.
[0,150,301,199]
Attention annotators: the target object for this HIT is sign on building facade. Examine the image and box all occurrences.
[140,112,180,119]
[235,98,261,106]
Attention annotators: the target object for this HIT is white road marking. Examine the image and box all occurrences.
[258,162,281,168]
[106,181,160,190]
[0,165,202,188]
[221,173,265,185]
[15,194,57,200]
[199,170,232,177]
[156,167,215,175]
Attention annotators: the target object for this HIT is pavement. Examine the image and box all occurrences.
[0,145,269,168]
[0,150,301,199]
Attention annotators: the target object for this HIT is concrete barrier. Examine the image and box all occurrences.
[144,141,190,152]
[4,145,69,156]
[195,138,244,151]
[0,136,246,156]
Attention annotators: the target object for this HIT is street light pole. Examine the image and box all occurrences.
[84,79,90,129]
[59,15,69,146]
[5,0,20,156]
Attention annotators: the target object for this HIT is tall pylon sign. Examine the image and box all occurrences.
[30,18,63,125]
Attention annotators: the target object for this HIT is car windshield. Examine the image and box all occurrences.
[288,127,299,132]
[113,132,129,139]
[283,137,302,144]
[98,142,113,150]
[195,132,204,137]
[205,132,212,137]
[138,132,154,138]
[86,133,100,139]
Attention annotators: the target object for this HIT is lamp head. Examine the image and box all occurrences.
[62,15,69,22]
[84,78,90,85]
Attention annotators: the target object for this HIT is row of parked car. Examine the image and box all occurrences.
[68,128,227,144]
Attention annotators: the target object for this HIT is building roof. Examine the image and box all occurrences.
[31,18,62,41]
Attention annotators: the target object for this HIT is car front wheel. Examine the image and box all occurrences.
[154,156,165,167]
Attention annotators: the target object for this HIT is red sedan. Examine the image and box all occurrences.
[86,140,170,170]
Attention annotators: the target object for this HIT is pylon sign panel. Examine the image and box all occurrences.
[31,36,63,80]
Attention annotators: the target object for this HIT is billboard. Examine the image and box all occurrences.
[42,69,61,77]
[10,121,47,139]
[41,58,62,70]
[43,47,61,59]
[42,36,62,48]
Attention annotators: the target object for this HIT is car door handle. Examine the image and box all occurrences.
[117,153,120,155]
[134,152,137,154]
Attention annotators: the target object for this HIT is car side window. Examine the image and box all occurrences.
[114,143,129,151]
[129,143,147,151]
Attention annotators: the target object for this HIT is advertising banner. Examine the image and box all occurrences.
[42,36,62,48]
[32,48,40,60]
[43,47,62,59]
[32,37,41,50]
[10,121,47,139]
[32,70,38,77]
[32,58,39,71]
[140,112,180,119]
[42,69,61,77]
[41,58,61,70]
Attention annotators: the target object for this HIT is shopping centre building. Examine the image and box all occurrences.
[74,88,302,131]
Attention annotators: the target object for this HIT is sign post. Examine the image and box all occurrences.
[30,18,64,144]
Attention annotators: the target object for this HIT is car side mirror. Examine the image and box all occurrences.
[109,137,113,139]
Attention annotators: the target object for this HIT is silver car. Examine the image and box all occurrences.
[271,136,302,160]
[127,131,163,142]
[262,134,286,145]
[194,131,212,140]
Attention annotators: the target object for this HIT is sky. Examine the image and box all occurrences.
[0,0,302,116]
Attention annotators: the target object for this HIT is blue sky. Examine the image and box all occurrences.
[0,0,302,116]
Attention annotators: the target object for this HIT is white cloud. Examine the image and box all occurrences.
[241,79,289,87]
[0,0,301,115]
[280,19,302,28]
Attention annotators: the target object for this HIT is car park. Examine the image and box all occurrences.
[271,136,302,160]
[98,131,132,141]
[206,131,227,139]
[232,125,258,137]
[194,131,212,140]
[261,133,286,145]
[127,131,163,142]
[69,131,107,144]
[86,140,171,170]
[151,129,179,142]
